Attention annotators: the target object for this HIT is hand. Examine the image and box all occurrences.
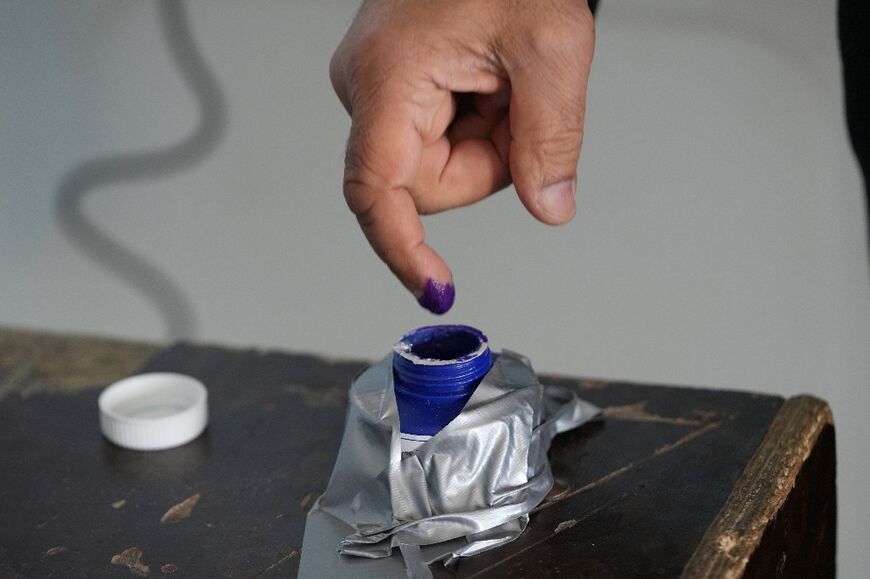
[330,0,595,313]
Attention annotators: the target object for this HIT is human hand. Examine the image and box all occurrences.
[330,0,595,313]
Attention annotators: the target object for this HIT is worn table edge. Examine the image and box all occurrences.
[680,394,834,579]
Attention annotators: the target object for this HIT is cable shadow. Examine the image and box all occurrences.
[55,0,228,339]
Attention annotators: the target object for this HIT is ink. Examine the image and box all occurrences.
[416,279,455,314]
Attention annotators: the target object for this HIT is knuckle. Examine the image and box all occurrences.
[342,134,404,222]
[344,41,410,115]
[500,9,595,85]
[344,187,377,228]
[513,3,594,64]
[346,32,392,82]
[342,145,379,219]
[345,129,399,184]
[343,179,377,227]
[329,50,345,96]
[523,125,584,170]
[343,183,372,222]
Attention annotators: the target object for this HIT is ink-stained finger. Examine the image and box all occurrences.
[343,98,455,313]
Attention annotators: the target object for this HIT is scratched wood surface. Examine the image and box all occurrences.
[0,328,833,578]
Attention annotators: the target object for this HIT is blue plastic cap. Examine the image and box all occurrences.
[393,325,492,437]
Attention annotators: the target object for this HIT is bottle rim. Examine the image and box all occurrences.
[392,324,489,366]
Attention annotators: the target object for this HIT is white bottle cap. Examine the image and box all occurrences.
[98,372,208,451]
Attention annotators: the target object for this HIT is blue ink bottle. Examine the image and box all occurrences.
[392,325,493,451]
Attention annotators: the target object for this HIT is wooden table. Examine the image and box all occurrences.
[0,328,835,578]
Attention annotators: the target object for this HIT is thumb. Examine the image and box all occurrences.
[506,12,594,225]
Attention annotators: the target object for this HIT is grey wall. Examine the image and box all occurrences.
[2,0,867,574]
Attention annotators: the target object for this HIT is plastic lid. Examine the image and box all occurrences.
[98,372,208,451]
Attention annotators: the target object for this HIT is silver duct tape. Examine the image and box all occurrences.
[299,350,600,579]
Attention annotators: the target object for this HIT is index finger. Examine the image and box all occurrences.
[344,100,456,314]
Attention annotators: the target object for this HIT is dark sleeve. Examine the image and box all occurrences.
[838,0,870,220]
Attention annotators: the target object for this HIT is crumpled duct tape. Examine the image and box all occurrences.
[299,350,600,578]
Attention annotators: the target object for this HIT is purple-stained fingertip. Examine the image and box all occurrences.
[416,279,455,315]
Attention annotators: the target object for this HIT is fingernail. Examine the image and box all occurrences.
[416,278,455,315]
[537,179,576,222]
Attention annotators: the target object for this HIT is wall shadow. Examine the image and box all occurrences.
[55,0,228,339]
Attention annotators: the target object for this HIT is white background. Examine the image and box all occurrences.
[2,0,867,574]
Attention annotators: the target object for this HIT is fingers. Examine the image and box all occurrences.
[351,181,456,314]
[332,0,596,314]
[505,7,595,225]
[411,92,511,214]
[344,94,459,313]
[344,83,512,313]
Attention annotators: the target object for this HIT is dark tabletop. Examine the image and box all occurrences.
[0,329,827,578]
